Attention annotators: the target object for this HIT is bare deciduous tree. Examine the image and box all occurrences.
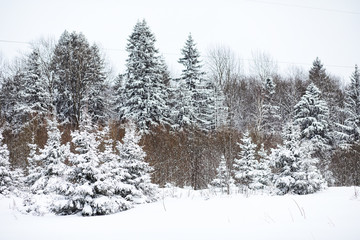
[206,45,243,87]
[250,50,278,82]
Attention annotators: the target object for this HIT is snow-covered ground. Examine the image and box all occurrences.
[1,187,359,240]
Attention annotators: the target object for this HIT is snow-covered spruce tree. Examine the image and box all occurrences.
[253,144,272,190]
[176,33,202,129]
[29,112,70,196]
[309,57,329,89]
[111,74,126,121]
[294,83,331,146]
[58,113,145,216]
[2,40,55,129]
[292,141,326,195]
[271,123,326,195]
[172,78,195,129]
[93,126,134,212]
[308,57,343,133]
[58,111,102,215]
[210,155,234,194]
[23,112,71,215]
[15,47,54,123]
[176,33,215,131]
[158,56,173,127]
[293,83,333,183]
[25,135,41,187]
[120,20,170,133]
[233,131,259,190]
[0,64,27,127]
[339,65,360,144]
[0,129,17,195]
[55,112,131,216]
[117,121,158,203]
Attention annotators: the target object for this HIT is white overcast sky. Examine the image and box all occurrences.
[0,0,359,81]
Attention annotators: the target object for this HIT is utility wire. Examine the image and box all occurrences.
[104,49,355,69]
[245,0,360,15]
[0,39,356,69]
[0,39,31,44]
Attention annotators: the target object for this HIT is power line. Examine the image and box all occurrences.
[0,39,31,45]
[245,0,360,15]
[0,39,356,70]
[103,48,355,69]
[240,58,355,69]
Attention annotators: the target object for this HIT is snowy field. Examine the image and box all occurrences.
[1,187,359,240]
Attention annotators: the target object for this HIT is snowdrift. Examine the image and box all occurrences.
[1,187,359,240]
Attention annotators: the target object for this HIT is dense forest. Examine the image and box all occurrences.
[0,19,359,215]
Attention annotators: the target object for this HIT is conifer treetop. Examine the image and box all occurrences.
[178,33,205,83]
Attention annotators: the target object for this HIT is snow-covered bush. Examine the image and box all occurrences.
[293,83,333,184]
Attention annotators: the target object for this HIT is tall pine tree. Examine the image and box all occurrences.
[176,33,215,131]
[308,57,343,133]
[340,65,360,144]
[15,49,49,121]
[119,20,170,133]
[293,83,333,183]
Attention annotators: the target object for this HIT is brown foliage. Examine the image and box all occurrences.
[331,144,360,186]
[3,117,47,170]
[142,126,243,189]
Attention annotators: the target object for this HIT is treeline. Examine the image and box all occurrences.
[0,19,359,195]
